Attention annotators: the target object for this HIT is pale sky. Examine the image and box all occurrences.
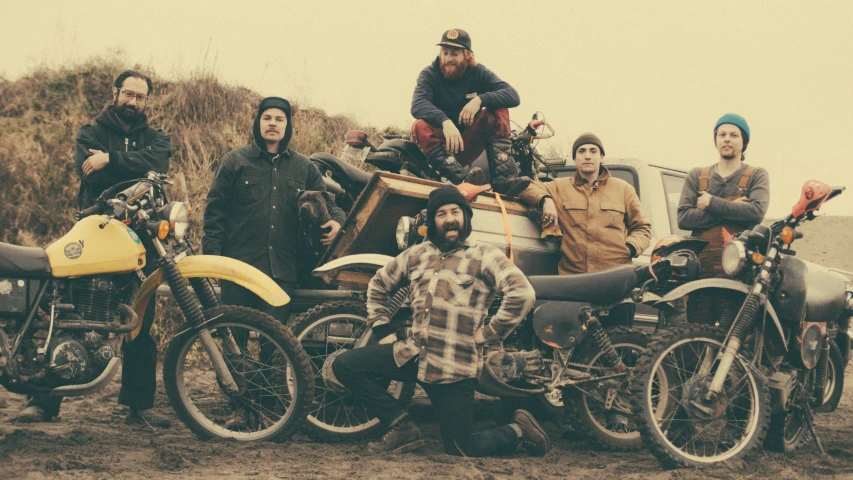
[2,0,852,217]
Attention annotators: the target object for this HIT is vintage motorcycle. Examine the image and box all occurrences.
[329,112,564,188]
[630,180,852,467]
[289,226,706,450]
[0,172,314,441]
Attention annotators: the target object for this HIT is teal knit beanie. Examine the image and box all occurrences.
[714,113,750,151]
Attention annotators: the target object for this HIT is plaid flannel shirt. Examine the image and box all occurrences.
[367,239,535,384]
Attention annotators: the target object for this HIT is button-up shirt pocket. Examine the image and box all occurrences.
[287,178,305,202]
[600,202,627,230]
[235,174,262,204]
[562,201,588,228]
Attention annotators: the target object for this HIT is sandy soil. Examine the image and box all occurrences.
[2,216,852,479]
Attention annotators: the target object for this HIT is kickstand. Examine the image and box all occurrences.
[803,404,826,455]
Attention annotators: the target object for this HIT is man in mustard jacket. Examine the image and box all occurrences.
[517,133,651,325]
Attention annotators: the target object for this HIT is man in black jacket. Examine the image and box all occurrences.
[203,96,345,326]
[17,70,173,427]
[411,29,529,195]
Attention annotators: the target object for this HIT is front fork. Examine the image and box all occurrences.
[705,244,778,399]
[152,239,240,395]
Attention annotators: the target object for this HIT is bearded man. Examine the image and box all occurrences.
[410,29,529,196]
[17,70,173,426]
[331,185,549,457]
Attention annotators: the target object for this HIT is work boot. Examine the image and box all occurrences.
[513,409,551,457]
[486,138,531,196]
[367,417,426,454]
[427,146,483,185]
[16,405,49,423]
[124,407,171,428]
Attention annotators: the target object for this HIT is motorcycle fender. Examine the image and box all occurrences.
[656,279,787,352]
[129,256,290,340]
[312,253,395,287]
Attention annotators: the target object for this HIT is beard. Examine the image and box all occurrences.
[432,220,466,251]
[114,102,142,123]
[440,58,468,80]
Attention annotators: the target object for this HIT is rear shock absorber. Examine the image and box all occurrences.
[586,316,625,373]
[813,340,830,406]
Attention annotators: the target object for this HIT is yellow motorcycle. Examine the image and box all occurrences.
[0,172,313,441]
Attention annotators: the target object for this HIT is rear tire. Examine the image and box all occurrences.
[564,327,649,451]
[289,301,415,442]
[816,340,844,413]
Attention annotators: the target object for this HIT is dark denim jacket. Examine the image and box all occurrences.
[203,143,345,282]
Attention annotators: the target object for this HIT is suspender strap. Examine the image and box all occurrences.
[737,166,755,196]
[698,167,711,192]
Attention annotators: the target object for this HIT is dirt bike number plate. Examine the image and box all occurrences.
[340,145,370,167]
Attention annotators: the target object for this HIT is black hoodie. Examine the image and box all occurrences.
[203,97,346,282]
[74,105,172,208]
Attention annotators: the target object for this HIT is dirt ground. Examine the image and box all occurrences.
[2,216,852,479]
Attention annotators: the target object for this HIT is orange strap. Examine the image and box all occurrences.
[699,166,711,192]
[737,166,755,196]
[493,193,514,263]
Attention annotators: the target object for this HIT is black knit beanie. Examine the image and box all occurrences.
[572,133,605,159]
[426,185,474,241]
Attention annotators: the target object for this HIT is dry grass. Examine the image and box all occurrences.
[0,57,401,342]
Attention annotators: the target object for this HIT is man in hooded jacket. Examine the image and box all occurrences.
[203,96,345,322]
[17,70,173,426]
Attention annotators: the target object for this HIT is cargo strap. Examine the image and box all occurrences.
[493,193,514,263]
[699,165,755,198]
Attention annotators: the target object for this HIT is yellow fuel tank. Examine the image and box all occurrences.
[46,216,147,277]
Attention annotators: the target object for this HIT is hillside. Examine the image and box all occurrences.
[0,58,399,248]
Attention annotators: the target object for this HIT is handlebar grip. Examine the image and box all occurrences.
[75,203,105,221]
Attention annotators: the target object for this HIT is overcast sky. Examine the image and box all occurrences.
[2,0,851,217]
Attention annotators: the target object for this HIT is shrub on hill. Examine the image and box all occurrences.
[0,57,400,342]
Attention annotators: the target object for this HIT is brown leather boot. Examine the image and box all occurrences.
[513,409,551,456]
[367,418,426,454]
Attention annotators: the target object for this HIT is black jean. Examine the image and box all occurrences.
[220,279,295,324]
[332,343,519,457]
[28,294,158,417]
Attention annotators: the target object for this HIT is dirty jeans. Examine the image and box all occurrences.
[411,108,511,166]
[332,343,520,457]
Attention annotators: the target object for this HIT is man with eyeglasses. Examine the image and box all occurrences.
[16,70,173,427]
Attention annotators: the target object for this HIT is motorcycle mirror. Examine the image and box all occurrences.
[792,180,834,217]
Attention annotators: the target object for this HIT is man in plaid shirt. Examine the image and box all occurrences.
[332,185,550,456]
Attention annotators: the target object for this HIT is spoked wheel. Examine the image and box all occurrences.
[163,306,314,441]
[630,324,770,468]
[765,406,809,453]
[290,301,415,441]
[564,327,654,450]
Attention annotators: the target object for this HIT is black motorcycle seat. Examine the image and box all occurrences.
[309,152,372,187]
[528,265,638,305]
[0,242,51,277]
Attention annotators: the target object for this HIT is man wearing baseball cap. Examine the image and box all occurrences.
[332,185,549,457]
[410,29,529,196]
[677,113,770,324]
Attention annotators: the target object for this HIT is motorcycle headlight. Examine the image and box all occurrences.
[396,216,413,251]
[160,202,191,242]
[721,240,747,277]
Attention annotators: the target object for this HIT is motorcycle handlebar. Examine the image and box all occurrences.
[75,202,106,221]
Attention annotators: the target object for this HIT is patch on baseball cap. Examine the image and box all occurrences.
[437,29,472,51]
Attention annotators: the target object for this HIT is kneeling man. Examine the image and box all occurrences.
[332,186,549,457]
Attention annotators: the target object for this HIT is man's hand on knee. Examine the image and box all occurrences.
[442,120,464,154]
